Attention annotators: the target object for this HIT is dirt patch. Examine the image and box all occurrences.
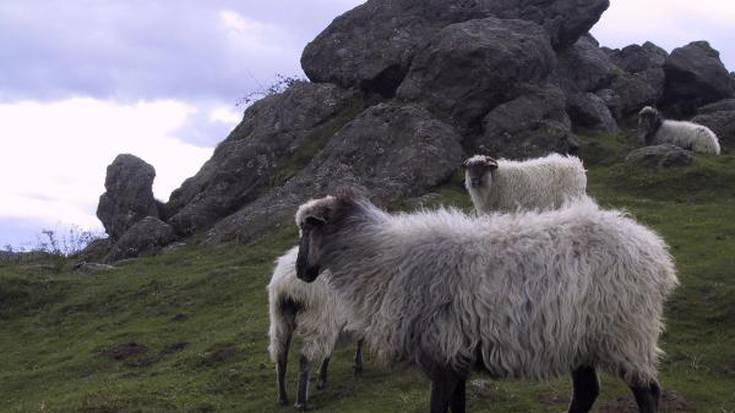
[161,341,189,355]
[98,342,148,361]
[599,390,695,412]
[171,313,189,322]
[538,391,568,406]
[199,343,241,366]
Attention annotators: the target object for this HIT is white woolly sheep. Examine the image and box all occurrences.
[294,193,678,413]
[268,246,364,410]
[463,153,587,214]
[639,106,721,154]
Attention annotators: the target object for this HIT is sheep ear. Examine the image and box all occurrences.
[486,157,498,170]
[462,159,470,168]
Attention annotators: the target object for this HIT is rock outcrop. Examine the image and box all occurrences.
[692,99,735,152]
[165,82,364,235]
[625,144,694,168]
[97,154,160,240]
[662,41,735,116]
[301,0,609,96]
[206,103,464,243]
[105,217,176,262]
[397,17,556,129]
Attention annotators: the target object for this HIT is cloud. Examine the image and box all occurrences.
[0,98,216,245]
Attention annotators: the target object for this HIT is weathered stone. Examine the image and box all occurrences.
[691,110,735,152]
[662,41,735,116]
[557,33,614,93]
[165,82,363,235]
[697,98,735,115]
[608,42,667,74]
[473,84,577,158]
[607,69,665,117]
[206,102,464,243]
[566,92,619,133]
[73,261,116,273]
[301,0,609,95]
[75,238,113,263]
[625,144,694,168]
[97,154,159,240]
[397,17,556,128]
[105,217,176,262]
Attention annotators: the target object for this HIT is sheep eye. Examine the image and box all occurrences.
[305,216,325,227]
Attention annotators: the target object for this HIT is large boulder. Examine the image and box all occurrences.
[697,98,735,115]
[301,0,609,95]
[598,42,668,118]
[206,102,464,243]
[556,33,614,94]
[165,82,363,236]
[566,92,619,133]
[692,110,735,153]
[397,17,556,128]
[105,217,176,262]
[608,42,667,74]
[472,84,577,157]
[625,144,694,168]
[97,154,160,240]
[662,41,735,117]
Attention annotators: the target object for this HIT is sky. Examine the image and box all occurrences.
[0,0,733,249]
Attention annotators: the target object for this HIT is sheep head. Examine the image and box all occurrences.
[638,106,663,143]
[463,154,498,189]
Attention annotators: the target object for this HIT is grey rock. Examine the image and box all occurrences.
[567,92,619,133]
[206,102,464,243]
[73,261,116,273]
[97,154,159,240]
[301,0,609,94]
[625,144,694,168]
[473,84,577,158]
[608,42,667,74]
[691,110,735,152]
[663,41,735,116]
[697,99,735,115]
[397,17,556,128]
[557,33,614,93]
[75,238,113,263]
[607,69,665,117]
[165,82,363,235]
[105,217,176,262]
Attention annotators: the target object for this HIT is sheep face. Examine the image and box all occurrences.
[463,155,498,189]
[638,106,662,143]
[295,197,336,283]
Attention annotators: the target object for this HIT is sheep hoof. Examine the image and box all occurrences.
[352,366,363,377]
[277,397,289,407]
[295,402,308,411]
[316,379,327,390]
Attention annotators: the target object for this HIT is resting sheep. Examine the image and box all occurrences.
[639,106,721,154]
[463,153,587,213]
[268,246,364,410]
[295,192,678,413]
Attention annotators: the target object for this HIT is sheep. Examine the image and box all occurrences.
[268,246,364,410]
[294,192,678,413]
[639,106,721,154]
[463,153,587,214]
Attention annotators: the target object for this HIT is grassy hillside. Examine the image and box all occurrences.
[2,133,734,412]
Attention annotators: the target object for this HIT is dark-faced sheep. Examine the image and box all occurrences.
[463,153,587,214]
[268,246,364,410]
[294,193,678,413]
[639,106,721,154]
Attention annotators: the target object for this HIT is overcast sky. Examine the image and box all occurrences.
[0,0,733,249]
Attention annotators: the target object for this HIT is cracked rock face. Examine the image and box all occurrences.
[206,102,465,244]
[105,217,176,263]
[301,0,608,96]
[97,154,159,240]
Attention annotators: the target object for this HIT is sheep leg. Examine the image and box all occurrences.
[448,377,466,413]
[629,380,661,413]
[275,302,298,406]
[353,338,365,376]
[295,354,311,411]
[316,356,330,390]
[429,369,463,413]
[567,366,600,413]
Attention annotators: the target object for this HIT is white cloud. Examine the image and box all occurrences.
[0,98,214,233]
[209,105,242,124]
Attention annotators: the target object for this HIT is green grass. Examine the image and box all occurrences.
[2,132,734,412]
